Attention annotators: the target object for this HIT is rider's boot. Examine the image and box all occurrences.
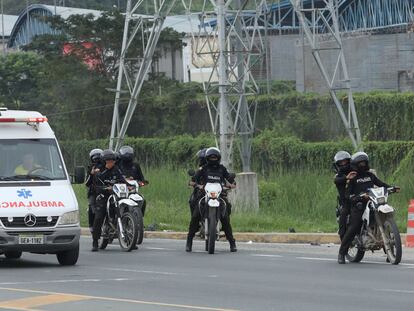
[229,239,237,252]
[91,239,99,252]
[337,253,345,264]
[186,236,193,252]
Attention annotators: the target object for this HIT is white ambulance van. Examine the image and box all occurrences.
[0,108,84,265]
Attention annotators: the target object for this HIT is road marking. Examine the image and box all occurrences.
[297,256,414,266]
[0,287,239,311]
[297,257,335,261]
[101,267,180,276]
[375,288,414,294]
[0,278,131,286]
[251,254,283,258]
[0,293,89,311]
[146,247,174,251]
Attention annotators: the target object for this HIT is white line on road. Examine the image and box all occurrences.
[101,267,179,276]
[296,257,335,261]
[375,288,414,294]
[251,254,283,258]
[296,256,414,266]
[0,278,131,286]
[146,247,174,251]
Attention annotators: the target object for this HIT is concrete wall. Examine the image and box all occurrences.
[269,34,300,81]
[156,46,184,82]
[296,32,414,93]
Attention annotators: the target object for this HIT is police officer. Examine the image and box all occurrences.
[333,151,354,241]
[337,152,398,264]
[186,147,237,253]
[188,148,207,216]
[91,149,127,252]
[118,145,147,216]
[85,148,103,233]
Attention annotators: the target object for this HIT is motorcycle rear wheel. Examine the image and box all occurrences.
[118,212,138,252]
[383,218,402,265]
[134,208,144,245]
[208,211,217,254]
[100,221,110,250]
[346,241,365,263]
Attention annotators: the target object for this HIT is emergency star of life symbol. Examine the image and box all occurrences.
[17,189,32,199]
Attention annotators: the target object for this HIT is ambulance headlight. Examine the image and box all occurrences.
[59,211,79,225]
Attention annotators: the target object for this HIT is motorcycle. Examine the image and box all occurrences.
[347,186,402,264]
[99,182,140,252]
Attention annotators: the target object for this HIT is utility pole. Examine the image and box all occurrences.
[1,0,5,55]
[290,0,362,150]
[110,0,178,150]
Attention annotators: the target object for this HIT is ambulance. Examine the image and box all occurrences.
[0,108,84,265]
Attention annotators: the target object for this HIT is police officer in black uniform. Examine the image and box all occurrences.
[91,149,127,252]
[188,148,207,216]
[85,148,103,233]
[333,151,354,241]
[118,145,147,216]
[186,147,237,253]
[337,152,398,264]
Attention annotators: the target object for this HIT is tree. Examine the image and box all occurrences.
[0,52,44,110]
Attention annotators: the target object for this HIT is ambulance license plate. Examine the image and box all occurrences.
[18,235,44,245]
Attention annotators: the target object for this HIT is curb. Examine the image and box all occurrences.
[80,228,408,245]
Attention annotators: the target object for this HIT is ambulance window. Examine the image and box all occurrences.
[0,139,66,180]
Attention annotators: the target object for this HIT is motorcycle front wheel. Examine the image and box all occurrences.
[346,240,365,263]
[118,212,139,252]
[383,218,402,265]
[208,209,217,254]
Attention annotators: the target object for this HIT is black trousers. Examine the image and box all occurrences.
[339,203,364,255]
[338,204,350,240]
[87,194,96,229]
[92,194,108,241]
[187,200,234,242]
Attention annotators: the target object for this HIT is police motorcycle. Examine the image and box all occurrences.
[191,175,235,255]
[99,181,141,252]
[347,186,402,264]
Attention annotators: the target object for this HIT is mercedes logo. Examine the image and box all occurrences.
[24,214,37,227]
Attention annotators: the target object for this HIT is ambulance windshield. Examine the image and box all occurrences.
[0,139,66,181]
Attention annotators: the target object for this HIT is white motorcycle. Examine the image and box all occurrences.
[201,182,232,254]
[347,186,402,264]
[100,181,142,251]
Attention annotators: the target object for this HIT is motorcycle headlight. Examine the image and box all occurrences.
[377,197,386,205]
[59,211,79,225]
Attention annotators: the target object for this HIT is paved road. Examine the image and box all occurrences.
[1,237,414,311]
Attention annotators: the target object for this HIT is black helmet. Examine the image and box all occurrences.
[89,148,103,163]
[101,149,116,161]
[333,150,351,173]
[196,148,207,166]
[205,147,221,165]
[119,145,134,162]
[351,151,369,172]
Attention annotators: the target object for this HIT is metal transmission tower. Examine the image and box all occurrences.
[110,0,177,150]
[290,0,362,149]
[182,0,267,170]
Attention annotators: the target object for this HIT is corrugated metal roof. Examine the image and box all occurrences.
[42,5,102,19]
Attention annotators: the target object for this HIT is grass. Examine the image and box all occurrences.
[72,167,410,233]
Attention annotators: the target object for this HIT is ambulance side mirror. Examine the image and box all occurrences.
[73,166,85,184]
